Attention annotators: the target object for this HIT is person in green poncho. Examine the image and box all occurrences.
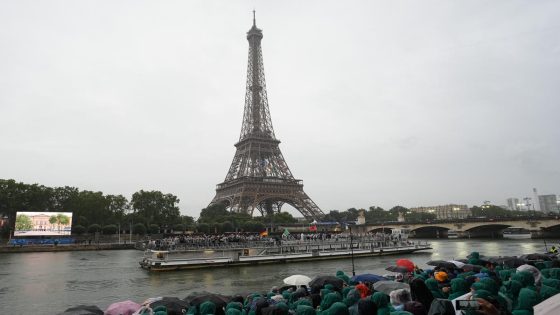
[324,302,349,315]
[371,292,391,315]
[448,278,469,300]
[200,301,217,315]
[296,305,316,315]
[424,278,445,299]
[319,292,342,312]
[512,288,540,315]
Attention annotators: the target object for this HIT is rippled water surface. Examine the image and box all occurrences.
[0,239,550,314]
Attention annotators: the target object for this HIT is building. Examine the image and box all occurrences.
[409,204,471,220]
[506,198,520,211]
[539,195,558,213]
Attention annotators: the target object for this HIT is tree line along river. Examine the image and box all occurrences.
[0,239,552,314]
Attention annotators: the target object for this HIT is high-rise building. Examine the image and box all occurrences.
[409,204,471,220]
[533,188,541,211]
[539,195,558,213]
[506,198,520,210]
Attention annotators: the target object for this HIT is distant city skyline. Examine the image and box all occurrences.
[1,1,559,217]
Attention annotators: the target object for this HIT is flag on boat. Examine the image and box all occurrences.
[283,228,290,236]
[309,225,317,232]
[259,230,268,237]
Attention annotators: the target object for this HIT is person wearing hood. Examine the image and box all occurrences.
[200,301,217,315]
[389,289,411,311]
[296,305,316,315]
[354,284,370,299]
[512,288,540,315]
[467,252,483,266]
[447,278,469,300]
[336,271,350,285]
[512,271,537,291]
[371,292,391,315]
[409,278,434,311]
[319,293,342,312]
[516,265,541,287]
[424,279,445,299]
[323,302,349,315]
[344,289,361,315]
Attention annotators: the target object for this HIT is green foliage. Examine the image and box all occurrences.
[88,224,102,233]
[0,178,195,237]
[405,211,436,222]
[197,223,211,234]
[221,221,234,232]
[72,225,86,235]
[242,220,266,232]
[131,190,181,226]
[133,223,146,235]
[148,224,160,234]
[15,214,33,231]
[174,224,185,232]
[102,224,118,235]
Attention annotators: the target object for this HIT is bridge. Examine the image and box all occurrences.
[352,216,560,238]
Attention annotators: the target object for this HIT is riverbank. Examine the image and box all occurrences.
[0,243,135,253]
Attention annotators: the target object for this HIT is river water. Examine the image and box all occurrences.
[0,239,552,314]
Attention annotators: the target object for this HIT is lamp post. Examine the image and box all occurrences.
[348,224,355,276]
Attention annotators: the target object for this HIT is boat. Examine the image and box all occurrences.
[391,228,410,240]
[447,230,459,239]
[139,242,432,272]
[502,227,532,239]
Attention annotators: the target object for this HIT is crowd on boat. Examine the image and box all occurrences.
[59,251,560,315]
[142,232,412,251]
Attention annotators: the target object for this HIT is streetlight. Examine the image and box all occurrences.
[347,224,355,276]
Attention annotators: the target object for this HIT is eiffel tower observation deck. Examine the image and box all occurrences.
[209,12,325,221]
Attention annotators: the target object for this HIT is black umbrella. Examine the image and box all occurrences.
[150,297,190,315]
[308,275,344,290]
[185,293,230,315]
[486,256,527,268]
[461,264,483,272]
[385,265,409,273]
[521,253,552,261]
[57,305,103,315]
[426,260,457,270]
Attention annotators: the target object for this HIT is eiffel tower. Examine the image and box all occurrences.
[209,13,324,221]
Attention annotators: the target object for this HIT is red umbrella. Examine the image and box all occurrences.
[396,259,415,272]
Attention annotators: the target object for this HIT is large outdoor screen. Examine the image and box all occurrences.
[14,212,73,236]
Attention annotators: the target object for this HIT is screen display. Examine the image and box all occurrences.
[14,212,73,236]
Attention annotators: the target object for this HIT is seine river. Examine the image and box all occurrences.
[0,239,552,314]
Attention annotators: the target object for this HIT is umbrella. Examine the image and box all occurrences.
[426,260,457,270]
[104,300,141,315]
[486,256,527,268]
[534,290,560,315]
[520,253,552,261]
[396,259,415,272]
[385,266,409,273]
[150,297,190,315]
[57,305,103,315]
[373,281,410,295]
[308,275,344,290]
[448,260,465,268]
[350,274,387,283]
[283,274,312,286]
[462,264,483,272]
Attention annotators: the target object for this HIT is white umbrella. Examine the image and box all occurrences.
[448,260,465,268]
[372,281,410,295]
[534,292,560,315]
[283,274,312,286]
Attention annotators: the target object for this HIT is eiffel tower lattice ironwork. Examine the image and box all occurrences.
[209,13,324,220]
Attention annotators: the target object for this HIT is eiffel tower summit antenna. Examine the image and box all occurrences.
[208,14,325,220]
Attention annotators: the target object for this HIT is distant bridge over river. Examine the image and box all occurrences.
[353,217,560,238]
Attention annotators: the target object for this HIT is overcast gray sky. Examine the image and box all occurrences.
[1,1,559,217]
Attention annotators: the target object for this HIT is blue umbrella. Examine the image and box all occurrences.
[350,273,387,283]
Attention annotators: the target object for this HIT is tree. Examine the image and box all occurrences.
[174,224,185,232]
[133,223,146,235]
[148,224,160,234]
[131,190,180,226]
[102,224,118,235]
[88,224,101,233]
[197,223,211,234]
[15,214,33,231]
[72,225,86,235]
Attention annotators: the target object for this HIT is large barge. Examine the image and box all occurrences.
[139,243,432,272]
